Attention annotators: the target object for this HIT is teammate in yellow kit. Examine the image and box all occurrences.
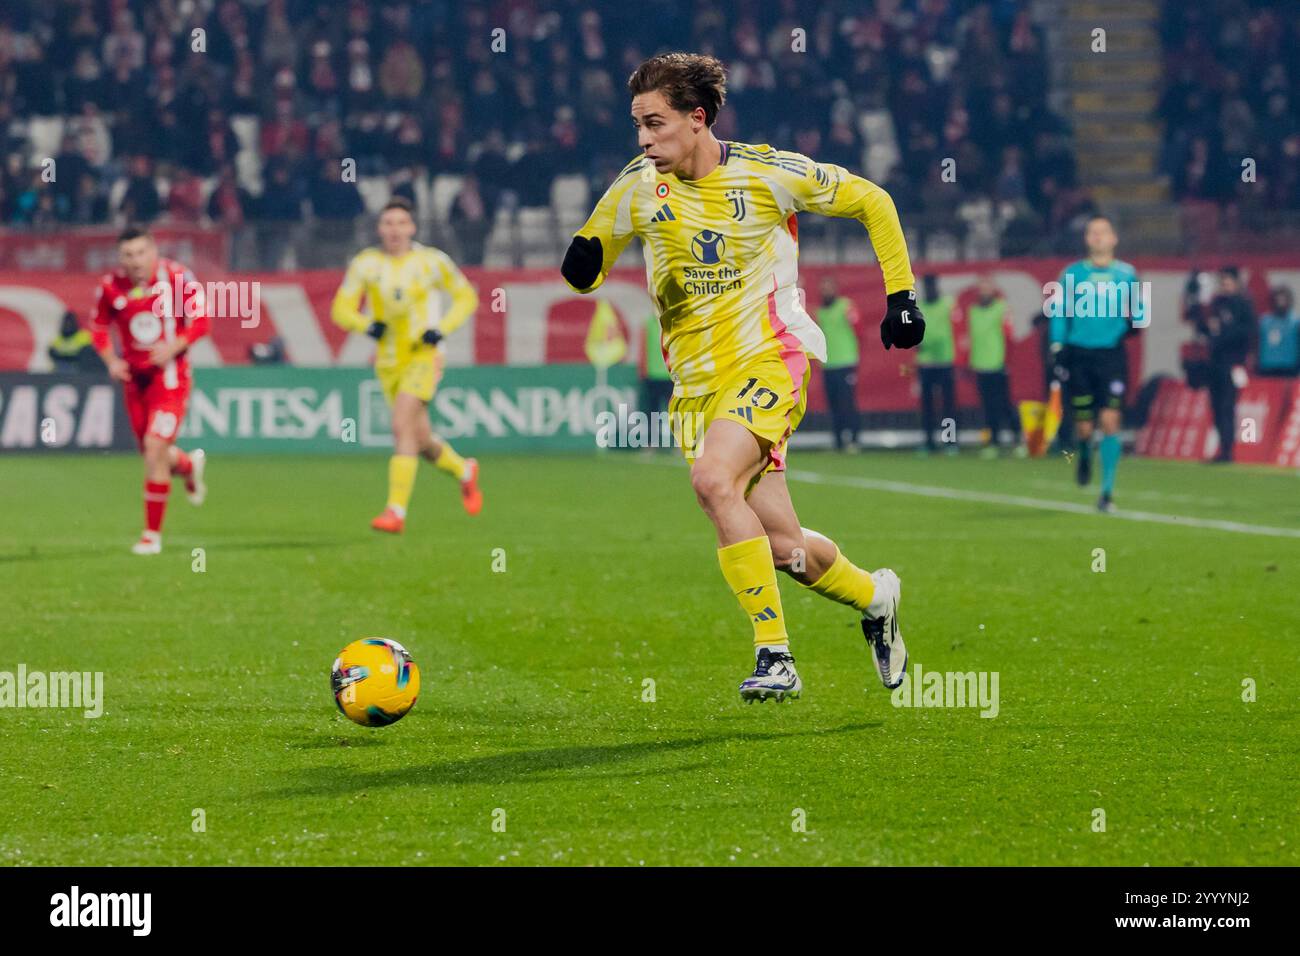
[562,53,926,701]
[332,197,483,532]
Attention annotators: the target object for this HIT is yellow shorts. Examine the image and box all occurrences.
[669,348,811,475]
[376,349,444,406]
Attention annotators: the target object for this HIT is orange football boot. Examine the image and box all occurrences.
[370,507,405,534]
[461,458,483,515]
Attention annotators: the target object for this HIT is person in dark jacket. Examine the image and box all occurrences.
[1187,267,1253,462]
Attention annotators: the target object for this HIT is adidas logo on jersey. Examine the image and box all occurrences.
[728,405,754,422]
[649,203,676,223]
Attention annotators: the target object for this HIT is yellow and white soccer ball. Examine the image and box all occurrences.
[331,638,420,727]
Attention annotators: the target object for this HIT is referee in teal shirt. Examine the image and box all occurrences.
[1047,215,1144,513]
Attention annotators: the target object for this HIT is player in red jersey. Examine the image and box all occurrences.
[90,226,210,555]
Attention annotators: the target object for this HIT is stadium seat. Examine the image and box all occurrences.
[858,109,898,151]
[483,205,517,266]
[866,144,899,185]
[550,175,590,217]
[229,116,263,193]
[430,175,465,225]
[26,117,66,163]
[412,174,434,224]
[518,207,556,253]
[356,177,392,214]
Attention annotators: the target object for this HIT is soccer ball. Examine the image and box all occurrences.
[331,638,420,727]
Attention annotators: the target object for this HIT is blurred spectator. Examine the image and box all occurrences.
[207,166,252,227]
[512,136,558,209]
[1257,287,1298,377]
[64,48,105,112]
[309,160,365,220]
[102,9,145,74]
[450,173,490,265]
[119,155,161,223]
[472,129,512,219]
[1186,267,1253,462]
[72,172,109,224]
[67,103,112,168]
[967,275,1021,456]
[48,311,102,373]
[261,94,310,161]
[256,160,306,221]
[379,39,424,105]
[167,170,203,222]
[51,136,90,216]
[191,112,240,177]
[916,274,958,454]
[813,274,862,452]
[640,312,674,441]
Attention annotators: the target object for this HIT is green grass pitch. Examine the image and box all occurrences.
[1,450,1296,866]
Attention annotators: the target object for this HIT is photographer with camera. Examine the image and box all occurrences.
[1184,267,1253,463]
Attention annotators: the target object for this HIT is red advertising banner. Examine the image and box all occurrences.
[2,254,1297,426]
[1136,376,1300,464]
[1274,381,1300,468]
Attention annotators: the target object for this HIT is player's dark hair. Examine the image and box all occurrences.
[628,53,727,127]
[380,196,415,217]
[117,224,152,243]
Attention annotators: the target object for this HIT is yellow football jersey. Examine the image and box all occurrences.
[566,141,915,397]
[331,242,478,367]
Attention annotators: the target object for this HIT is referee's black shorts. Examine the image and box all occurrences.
[1063,345,1127,419]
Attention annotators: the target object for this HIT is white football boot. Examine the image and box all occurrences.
[739,647,802,703]
[862,569,907,689]
[185,449,207,506]
[131,531,162,555]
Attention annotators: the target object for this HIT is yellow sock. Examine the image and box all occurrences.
[433,443,467,481]
[799,545,875,612]
[717,536,789,647]
[387,454,418,514]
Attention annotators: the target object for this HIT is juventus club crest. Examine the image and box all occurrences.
[726,189,747,221]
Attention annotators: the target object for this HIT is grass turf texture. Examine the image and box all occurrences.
[1,450,1296,866]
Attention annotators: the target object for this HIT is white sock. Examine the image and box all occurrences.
[389,504,406,519]
[866,571,892,618]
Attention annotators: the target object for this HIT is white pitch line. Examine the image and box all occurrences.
[787,469,1300,540]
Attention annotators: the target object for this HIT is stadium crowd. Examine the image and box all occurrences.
[1158,1,1300,213]
[0,0,1080,258]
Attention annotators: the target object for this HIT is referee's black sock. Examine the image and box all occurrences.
[1075,432,1093,484]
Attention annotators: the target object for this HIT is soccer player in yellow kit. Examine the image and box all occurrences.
[332,197,483,532]
[562,54,926,702]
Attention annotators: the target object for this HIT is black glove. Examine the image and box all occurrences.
[366,321,386,340]
[880,290,925,350]
[420,328,443,347]
[561,235,604,290]
[1050,343,1069,383]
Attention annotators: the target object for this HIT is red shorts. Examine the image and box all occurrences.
[124,369,191,449]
